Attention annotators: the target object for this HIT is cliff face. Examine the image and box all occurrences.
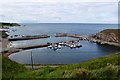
[94,29,120,43]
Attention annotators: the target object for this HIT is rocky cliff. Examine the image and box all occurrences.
[94,29,120,43]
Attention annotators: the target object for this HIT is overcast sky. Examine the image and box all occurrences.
[0,0,119,23]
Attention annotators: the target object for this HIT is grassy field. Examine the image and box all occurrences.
[2,56,26,78]
[100,29,120,38]
[2,52,120,79]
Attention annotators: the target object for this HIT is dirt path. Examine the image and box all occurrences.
[25,65,58,69]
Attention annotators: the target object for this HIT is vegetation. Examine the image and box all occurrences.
[0,22,20,27]
[0,54,2,79]
[2,56,26,79]
[2,52,120,79]
[100,29,120,38]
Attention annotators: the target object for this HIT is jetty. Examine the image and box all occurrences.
[17,43,50,50]
[8,34,50,41]
[55,33,120,47]
[2,43,51,57]
[55,33,88,40]
[16,39,82,51]
[3,39,82,57]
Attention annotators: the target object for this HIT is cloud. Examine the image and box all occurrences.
[1,0,119,3]
[0,1,118,23]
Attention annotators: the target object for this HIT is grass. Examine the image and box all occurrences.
[2,56,27,79]
[0,54,2,79]
[100,29,120,38]
[2,52,120,79]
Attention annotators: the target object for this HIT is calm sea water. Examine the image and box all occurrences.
[8,23,119,64]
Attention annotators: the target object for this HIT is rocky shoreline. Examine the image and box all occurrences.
[93,29,119,43]
[91,29,120,47]
[55,29,120,47]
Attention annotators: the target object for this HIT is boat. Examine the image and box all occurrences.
[76,44,82,48]
[47,40,82,50]
[47,45,52,49]
[58,45,62,49]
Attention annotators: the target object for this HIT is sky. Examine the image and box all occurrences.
[0,0,119,23]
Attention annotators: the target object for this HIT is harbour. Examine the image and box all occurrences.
[1,1,119,78]
[3,39,82,56]
[4,23,119,64]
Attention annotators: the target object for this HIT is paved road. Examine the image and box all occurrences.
[0,39,9,52]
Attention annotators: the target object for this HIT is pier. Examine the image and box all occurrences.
[55,33,120,47]
[2,43,51,57]
[17,43,50,50]
[55,33,86,39]
[8,34,50,41]
[55,33,88,40]
[3,39,82,56]
[16,39,82,51]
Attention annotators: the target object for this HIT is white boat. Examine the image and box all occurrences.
[58,45,62,49]
[59,42,64,45]
[47,45,52,49]
[76,44,82,48]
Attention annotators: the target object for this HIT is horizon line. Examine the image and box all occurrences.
[0,22,118,25]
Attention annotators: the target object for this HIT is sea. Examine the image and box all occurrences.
[8,23,119,64]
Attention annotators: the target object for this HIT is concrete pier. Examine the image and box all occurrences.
[2,39,83,57]
[8,34,50,41]
[17,43,50,50]
[17,39,82,50]
[55,33,86,39]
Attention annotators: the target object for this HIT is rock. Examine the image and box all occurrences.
[94,29,119,43]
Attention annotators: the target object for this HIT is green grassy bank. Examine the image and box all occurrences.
[2,52,120,79]
[2,56,26,78]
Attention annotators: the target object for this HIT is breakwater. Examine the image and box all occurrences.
[8,34,50,41]
[15,39,82,50]
[55,33,120,47]
[3,39,82,57]
[55,33,88,40]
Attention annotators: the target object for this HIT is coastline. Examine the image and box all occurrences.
[2,33,120,58]
[1,28,119,60]
[3,51,120,78]
[55,33,120,47]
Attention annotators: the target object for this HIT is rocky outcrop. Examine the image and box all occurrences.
[94,29,120,43]
[0,31,9,38]
[0,22,20,27]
